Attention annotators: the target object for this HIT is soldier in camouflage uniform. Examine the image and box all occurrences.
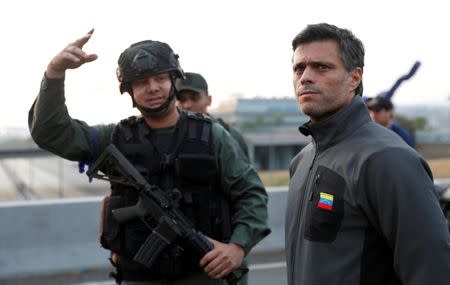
[28,29,270,285]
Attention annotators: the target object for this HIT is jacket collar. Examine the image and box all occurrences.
[298,96,371,151]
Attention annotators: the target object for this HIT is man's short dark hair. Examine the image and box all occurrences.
[292,23,365,96]
[365,96,394,111]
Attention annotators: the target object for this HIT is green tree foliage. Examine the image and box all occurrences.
[272,113,284,125]
[412,116,428,131]
[395,115,416,136]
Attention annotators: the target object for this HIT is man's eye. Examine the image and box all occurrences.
[156,74,168,82]
[136,79,147,84]
[294,67,304,75]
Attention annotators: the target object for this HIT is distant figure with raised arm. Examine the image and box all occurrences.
[365,61,420,148]
[365,95,416,148]
[378,61,421,100]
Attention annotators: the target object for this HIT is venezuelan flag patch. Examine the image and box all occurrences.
[317,192,334,211]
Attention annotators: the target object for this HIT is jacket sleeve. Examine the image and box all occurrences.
[28,75,115,161]
[212,122,271,254]
[359,147,450,284]
[228,126,249,158]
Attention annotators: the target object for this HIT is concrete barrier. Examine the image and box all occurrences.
[0,188,287,283]
[2,180,448,284]
[0,197,108,279]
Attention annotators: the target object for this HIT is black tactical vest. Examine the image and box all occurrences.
[99,111,231,281]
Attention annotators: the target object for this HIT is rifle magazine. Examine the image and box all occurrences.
[133,230,170,268]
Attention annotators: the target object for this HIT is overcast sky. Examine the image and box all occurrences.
[1,0,449,129]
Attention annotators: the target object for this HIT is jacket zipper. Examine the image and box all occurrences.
[309,173,321,201]
[290,141,320,284]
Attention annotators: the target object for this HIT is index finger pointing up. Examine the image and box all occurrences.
[71,28,95,49]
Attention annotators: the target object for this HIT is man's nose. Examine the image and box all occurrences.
[300,67,314,84]
[145,77,160,91]
[181,100,192,110]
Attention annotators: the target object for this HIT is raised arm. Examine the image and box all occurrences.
[46,29,98,78]
[29,30,113,162]
[381,61,421,100]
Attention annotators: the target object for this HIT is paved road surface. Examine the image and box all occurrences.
[0,251,287,285]
[76,253,287,285]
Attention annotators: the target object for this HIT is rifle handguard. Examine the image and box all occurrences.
[185,230,243,285]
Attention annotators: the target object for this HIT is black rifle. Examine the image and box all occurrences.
[87,144,245,285]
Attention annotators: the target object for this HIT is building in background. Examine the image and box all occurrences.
[212,97,450,168]
[0,98,449,201]
[211,97,310,170]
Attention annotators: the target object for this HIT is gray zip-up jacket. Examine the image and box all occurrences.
[286,96,450,285]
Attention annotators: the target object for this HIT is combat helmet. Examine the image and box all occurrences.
[116,40,184,115]
[117,40,184,94]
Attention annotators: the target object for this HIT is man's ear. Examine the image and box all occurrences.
[207,94,212,107]
[349,67,363,93]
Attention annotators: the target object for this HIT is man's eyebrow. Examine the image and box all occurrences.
[309,59,333,66]
[293,62,305,70]
[294,59,334,69]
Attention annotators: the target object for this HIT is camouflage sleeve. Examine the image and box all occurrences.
[28,75,115,161]
[212,122,271,254]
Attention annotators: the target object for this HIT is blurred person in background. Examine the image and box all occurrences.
[364,61,420,148]
[365,95,415,148]
[175,72,249,158]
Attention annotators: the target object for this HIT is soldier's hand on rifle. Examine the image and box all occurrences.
[199,237,245,279]
[46,29,98,79]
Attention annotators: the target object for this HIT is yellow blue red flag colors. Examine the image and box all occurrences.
[317,192,334,211]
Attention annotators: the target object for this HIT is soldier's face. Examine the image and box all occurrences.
[177,90,211,114]
[131,73,172,109]
[292,40,362,123]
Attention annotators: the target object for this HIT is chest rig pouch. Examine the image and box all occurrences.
[99,112,231,281]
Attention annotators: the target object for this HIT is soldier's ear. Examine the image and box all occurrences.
[207,94,212,106]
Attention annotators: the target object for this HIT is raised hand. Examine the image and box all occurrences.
[46,29,98,78]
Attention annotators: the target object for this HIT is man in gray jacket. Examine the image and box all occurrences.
[286,23,450,285]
